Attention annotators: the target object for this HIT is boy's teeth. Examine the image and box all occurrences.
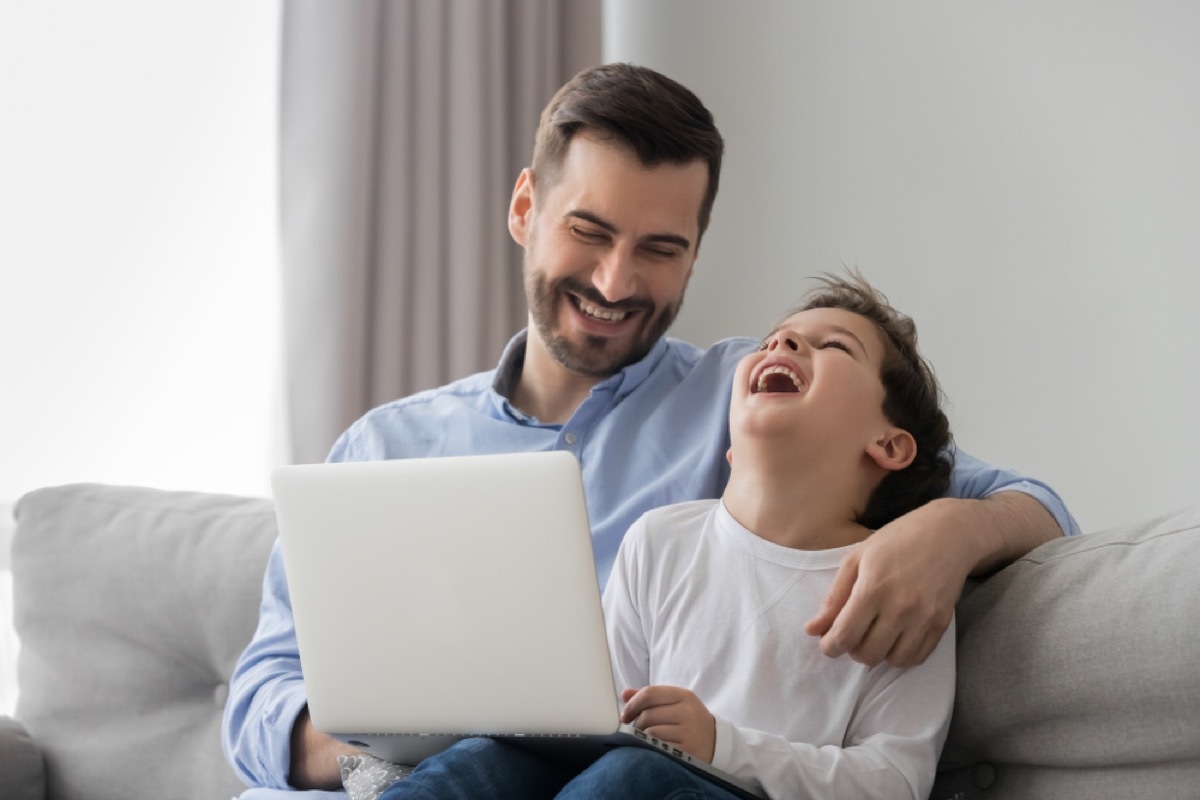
[578,299,629,322]
[756,365,803,393]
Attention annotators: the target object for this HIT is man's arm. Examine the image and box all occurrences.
[222,539,356,790]
[289,708,359,789]
[805,489,1064,668]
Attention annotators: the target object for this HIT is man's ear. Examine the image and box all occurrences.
[508,168,535,246]
[866,427,917,473]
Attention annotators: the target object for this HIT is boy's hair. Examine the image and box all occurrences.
[531,62,725,241]
[794,271,954,529]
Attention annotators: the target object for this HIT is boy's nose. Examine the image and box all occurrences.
[767,331,801,352]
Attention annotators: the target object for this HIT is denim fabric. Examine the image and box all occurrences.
[375,739,740,800]
[560,747,741,800]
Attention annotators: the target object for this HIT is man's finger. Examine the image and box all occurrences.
[885,618,948,668]
[820,592,879,659]
[805,551,860,638]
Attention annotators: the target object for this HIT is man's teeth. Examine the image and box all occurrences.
[756,365,803,393]
[578,299,629,322]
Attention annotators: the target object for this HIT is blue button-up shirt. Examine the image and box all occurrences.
[222,330,1078,797]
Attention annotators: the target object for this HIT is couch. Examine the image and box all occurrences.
[1,482,1197,800]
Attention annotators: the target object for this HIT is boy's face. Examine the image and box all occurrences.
[508,132,707,378]
[730,307,894,455]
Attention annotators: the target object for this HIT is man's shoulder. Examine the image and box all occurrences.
[663,335,757,366]
[330,369,499,461]
[647,336,756,392]
[365,369,495,416]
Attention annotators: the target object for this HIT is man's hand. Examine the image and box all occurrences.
[620,685,716,763]
[804,494,1061,668]
[289,706,361,790]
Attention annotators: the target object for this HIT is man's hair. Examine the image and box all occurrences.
[794,270,954,529]
[531,62,725,241]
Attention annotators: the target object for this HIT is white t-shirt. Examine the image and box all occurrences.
[602,499,956,800]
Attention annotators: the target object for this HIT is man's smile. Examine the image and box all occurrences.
[574,295,634,323]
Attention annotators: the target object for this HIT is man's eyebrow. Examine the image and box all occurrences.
[566,210,692,252]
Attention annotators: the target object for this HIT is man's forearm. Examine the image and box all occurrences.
[289,706,359,790]
[950,491,1063,577]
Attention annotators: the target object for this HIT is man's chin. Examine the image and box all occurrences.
[548,334,651,378]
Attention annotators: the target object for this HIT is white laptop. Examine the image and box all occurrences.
[272,451,765,800]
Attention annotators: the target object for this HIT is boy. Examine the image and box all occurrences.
[376,271,956,800]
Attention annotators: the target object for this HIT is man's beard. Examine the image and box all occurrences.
[526,271,683,378]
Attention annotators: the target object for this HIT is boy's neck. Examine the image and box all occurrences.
[722,452,878,551]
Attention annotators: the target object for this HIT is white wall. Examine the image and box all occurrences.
[0,0,282,715]
[605,0,1200,533]
[0,2,283,503]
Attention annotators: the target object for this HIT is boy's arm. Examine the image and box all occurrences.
[806,446,1074,667]
[714,620,956,800]
[601,516,653,697]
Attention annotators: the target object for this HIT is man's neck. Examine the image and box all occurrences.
[509,334,605,425]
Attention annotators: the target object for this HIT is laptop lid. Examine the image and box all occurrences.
[273,451,618,742]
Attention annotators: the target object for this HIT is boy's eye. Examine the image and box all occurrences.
[820,339,852,354]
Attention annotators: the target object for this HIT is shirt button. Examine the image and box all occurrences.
[564,433,577,445]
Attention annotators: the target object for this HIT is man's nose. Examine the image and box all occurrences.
[591,248,638,303]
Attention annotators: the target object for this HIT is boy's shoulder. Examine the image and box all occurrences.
[633,498,722,541]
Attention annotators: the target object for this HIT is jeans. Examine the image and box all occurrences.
[376,737,743,800]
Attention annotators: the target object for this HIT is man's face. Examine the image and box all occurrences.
[508,132,708,378]
[730,307,893,453]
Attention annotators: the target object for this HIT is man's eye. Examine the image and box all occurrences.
[642,246,678,260]
[571,227,606,243]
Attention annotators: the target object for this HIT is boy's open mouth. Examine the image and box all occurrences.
[753,364,804,394]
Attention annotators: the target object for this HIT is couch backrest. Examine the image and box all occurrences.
[933,503,1200,798]
[13,484,277,800]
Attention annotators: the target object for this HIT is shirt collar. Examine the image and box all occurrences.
[489,329,671,421]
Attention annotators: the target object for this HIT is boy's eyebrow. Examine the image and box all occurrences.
[566,209,692,251]
[828,325,871,357]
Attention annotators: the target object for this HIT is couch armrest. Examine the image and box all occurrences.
[0,716,45,800]
[936,504,1200,797]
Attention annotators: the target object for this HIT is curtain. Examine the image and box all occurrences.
[280,0,600,464]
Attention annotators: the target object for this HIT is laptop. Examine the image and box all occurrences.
[272,451,766,800]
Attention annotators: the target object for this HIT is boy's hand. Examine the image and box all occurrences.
[620,685,716,763]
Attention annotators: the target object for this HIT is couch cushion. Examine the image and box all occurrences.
[934,504,1200,798]
[0,715,45,800]
[12,484,278,800]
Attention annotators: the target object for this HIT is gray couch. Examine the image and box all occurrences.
[2,483,1198,800]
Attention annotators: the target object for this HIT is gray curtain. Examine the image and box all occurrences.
[280,0,601,464]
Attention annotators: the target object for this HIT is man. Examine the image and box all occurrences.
[223,63,1077,796]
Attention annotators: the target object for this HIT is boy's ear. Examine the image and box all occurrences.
[866,427,917,473]
[725,447,733,468]
[508,168,535,246]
